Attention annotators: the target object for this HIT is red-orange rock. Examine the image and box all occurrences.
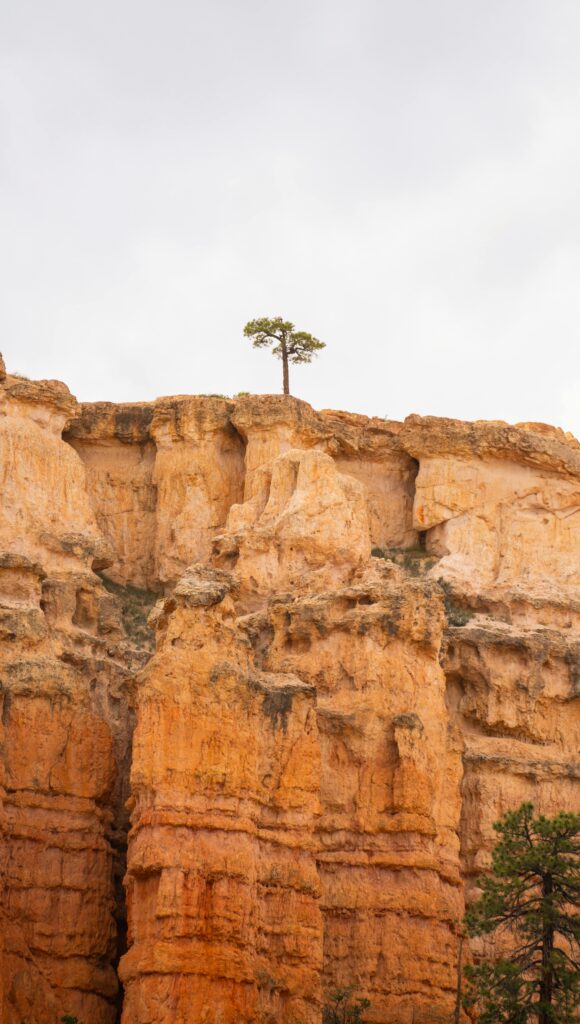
[1,367,578,1024]
[0,374,146,1024]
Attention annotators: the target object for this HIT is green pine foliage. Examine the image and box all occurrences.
[243,316,325,395]
[464,803,580,1024]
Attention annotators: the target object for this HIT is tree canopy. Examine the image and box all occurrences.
[464,802,580,1024]
[243,316,325,395]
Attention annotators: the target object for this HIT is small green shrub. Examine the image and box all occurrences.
[372,544,437,576]
[97,574,157,650]
[323,987,370,1024]
[438,579,473,627]
[447,605,473,627]
[61,1015,80,1024]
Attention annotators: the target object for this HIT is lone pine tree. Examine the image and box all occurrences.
[243,316,325,395]
[464,803,580,1024]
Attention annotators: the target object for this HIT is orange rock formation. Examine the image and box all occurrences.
[0,368,578,1024]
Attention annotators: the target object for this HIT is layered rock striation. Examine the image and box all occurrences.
[0,375,147,1023]
[1,366,578,1023]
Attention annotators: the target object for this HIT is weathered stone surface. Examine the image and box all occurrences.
[0,373,148,1024]
[231,397,418,551]
[262,573,464,1023]
[66,395,418,590]
[215,447,372,607]
[401,415,580,619]
[120,568,322,1024]
[1,363,578,1024]
[120,562,464,1024]
[0,378,109,575]
[65,404,158,589]
[442,620,580,886]
[66,398,246,589]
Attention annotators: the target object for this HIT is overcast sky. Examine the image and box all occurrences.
[1,1,579,435]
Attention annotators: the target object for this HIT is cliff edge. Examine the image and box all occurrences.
[1,368,578,1023]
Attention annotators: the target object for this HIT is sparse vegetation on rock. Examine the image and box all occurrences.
[371,543,438,576]
[97,573,158,650]
[323,987,371,1024]
[438,578,474,626]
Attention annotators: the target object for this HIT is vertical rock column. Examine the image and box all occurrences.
[1,672,119,1023]
[214,441,465,1021]
[264,576,464,1024]
[0,375,132,1024]
[120,568,323,1024]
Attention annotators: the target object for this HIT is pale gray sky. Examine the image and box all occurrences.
[1,1,579,435]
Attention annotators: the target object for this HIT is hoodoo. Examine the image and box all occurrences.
[1,367,578,1023]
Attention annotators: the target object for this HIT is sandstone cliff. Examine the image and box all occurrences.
[0,367,578,1024]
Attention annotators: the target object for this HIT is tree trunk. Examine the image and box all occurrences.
[454,935,464,1024]
[281,339,289,395]
[539,875,554,1024]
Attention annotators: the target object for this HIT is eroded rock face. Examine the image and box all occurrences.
[260,571,463,1024]
[215,447,371,607]
[65,398,246,589]
[0,375,150,1023]
[120,568,322,1024]
[119,561,464,1024]
[402,416,580,618]
[1,368,578,1024]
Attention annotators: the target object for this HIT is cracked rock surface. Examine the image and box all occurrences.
[0,369,578,1023]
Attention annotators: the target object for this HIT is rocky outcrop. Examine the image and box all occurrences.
[65,398,246,589]
[215,447,371,607]
[120,567,322,1024]
[401,415,580,623]
[65,396,418,591]
[0,375,149,1024]
[260,571,463,1024]
[443,619,579,880]
[1,366,578,1024]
